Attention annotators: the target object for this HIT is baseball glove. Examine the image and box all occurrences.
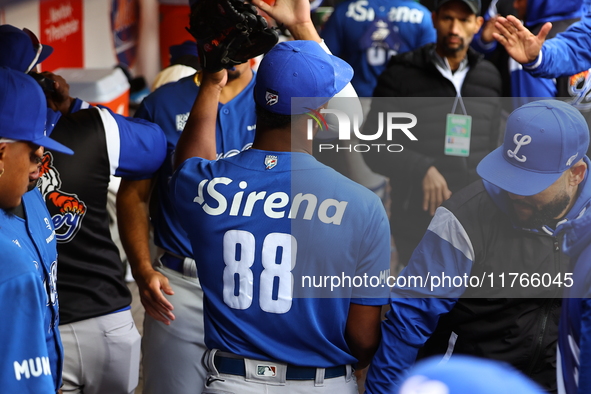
[187,0,279,72]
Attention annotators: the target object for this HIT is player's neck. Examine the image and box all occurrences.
[252,125,312,154]
[219,67,253,104]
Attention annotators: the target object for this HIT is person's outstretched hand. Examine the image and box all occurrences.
[493,15,552,64]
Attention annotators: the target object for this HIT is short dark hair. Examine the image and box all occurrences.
[255,104,296,129]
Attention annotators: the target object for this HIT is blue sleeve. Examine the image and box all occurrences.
[0,268,55,392]
[365,298,457,394]
[527,0,591,78]
[471,31,498,55]
[470,3,498,55]
[95,107,167,180]
[365,207,474,393]
[579,298,591,394]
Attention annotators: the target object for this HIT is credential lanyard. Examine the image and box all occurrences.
[451,93,468,116]
[445,93,472,157]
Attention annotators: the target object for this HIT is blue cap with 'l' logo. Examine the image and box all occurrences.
[477,100,588,196]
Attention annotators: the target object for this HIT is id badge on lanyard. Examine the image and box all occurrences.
[445,94,472,157]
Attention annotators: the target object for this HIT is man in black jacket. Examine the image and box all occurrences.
[363,0,502,267]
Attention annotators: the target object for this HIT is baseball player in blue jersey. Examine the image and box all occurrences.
[0,189,64,392]
[0,27,70,393]
[0,67,73,394]
[321,0,436,97]
[118,1,371,392]
[119,28,257,394]
[169,38,390,393]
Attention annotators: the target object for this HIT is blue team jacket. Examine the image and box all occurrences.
[526,0,591,78]
[557,213,591,394]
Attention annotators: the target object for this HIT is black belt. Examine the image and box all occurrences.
[214,355,347,380]
[160,252,184,274]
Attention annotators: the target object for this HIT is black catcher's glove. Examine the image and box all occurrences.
[187,0,279,72]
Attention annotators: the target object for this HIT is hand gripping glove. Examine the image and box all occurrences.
[187,0,279,72]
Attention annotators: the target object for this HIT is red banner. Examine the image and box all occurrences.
[39,0,84,71]
[159,4,193,69]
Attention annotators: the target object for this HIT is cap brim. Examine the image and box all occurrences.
[38,44,54,65]
[36,136,74,155]
[329,54,354,95]
[476,146,562,196]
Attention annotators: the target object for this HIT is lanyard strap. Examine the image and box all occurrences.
[451,93,468,116]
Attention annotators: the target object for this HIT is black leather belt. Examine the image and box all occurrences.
[160,252,184,274]
[214,355,347,380]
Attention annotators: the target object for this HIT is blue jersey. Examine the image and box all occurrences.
[135,73,257,258]
[322,0,435,97]
[170,149,390,367]
[0,189,62,391]
[0,235,55,393]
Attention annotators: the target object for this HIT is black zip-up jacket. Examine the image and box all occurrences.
[363,43,502,252]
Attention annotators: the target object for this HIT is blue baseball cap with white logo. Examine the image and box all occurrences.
[254,40,353,115]
[477,100,589,196]
[0,67,73,155]
[399,356,544,394]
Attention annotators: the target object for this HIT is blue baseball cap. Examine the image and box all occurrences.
[0,67,73,155]
[254,40,353,115]
[399,356,544,394]
[170,40,198,63]
[477,100,589,196]
[0,25,54,73]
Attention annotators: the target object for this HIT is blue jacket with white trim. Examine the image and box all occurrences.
[365,158,591,394]
[509,0,581,102]
[556,210,591,394]
[525,0,591,78]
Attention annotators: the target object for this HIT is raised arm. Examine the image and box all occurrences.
[173,70,227,170]
[252,0,321,41]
